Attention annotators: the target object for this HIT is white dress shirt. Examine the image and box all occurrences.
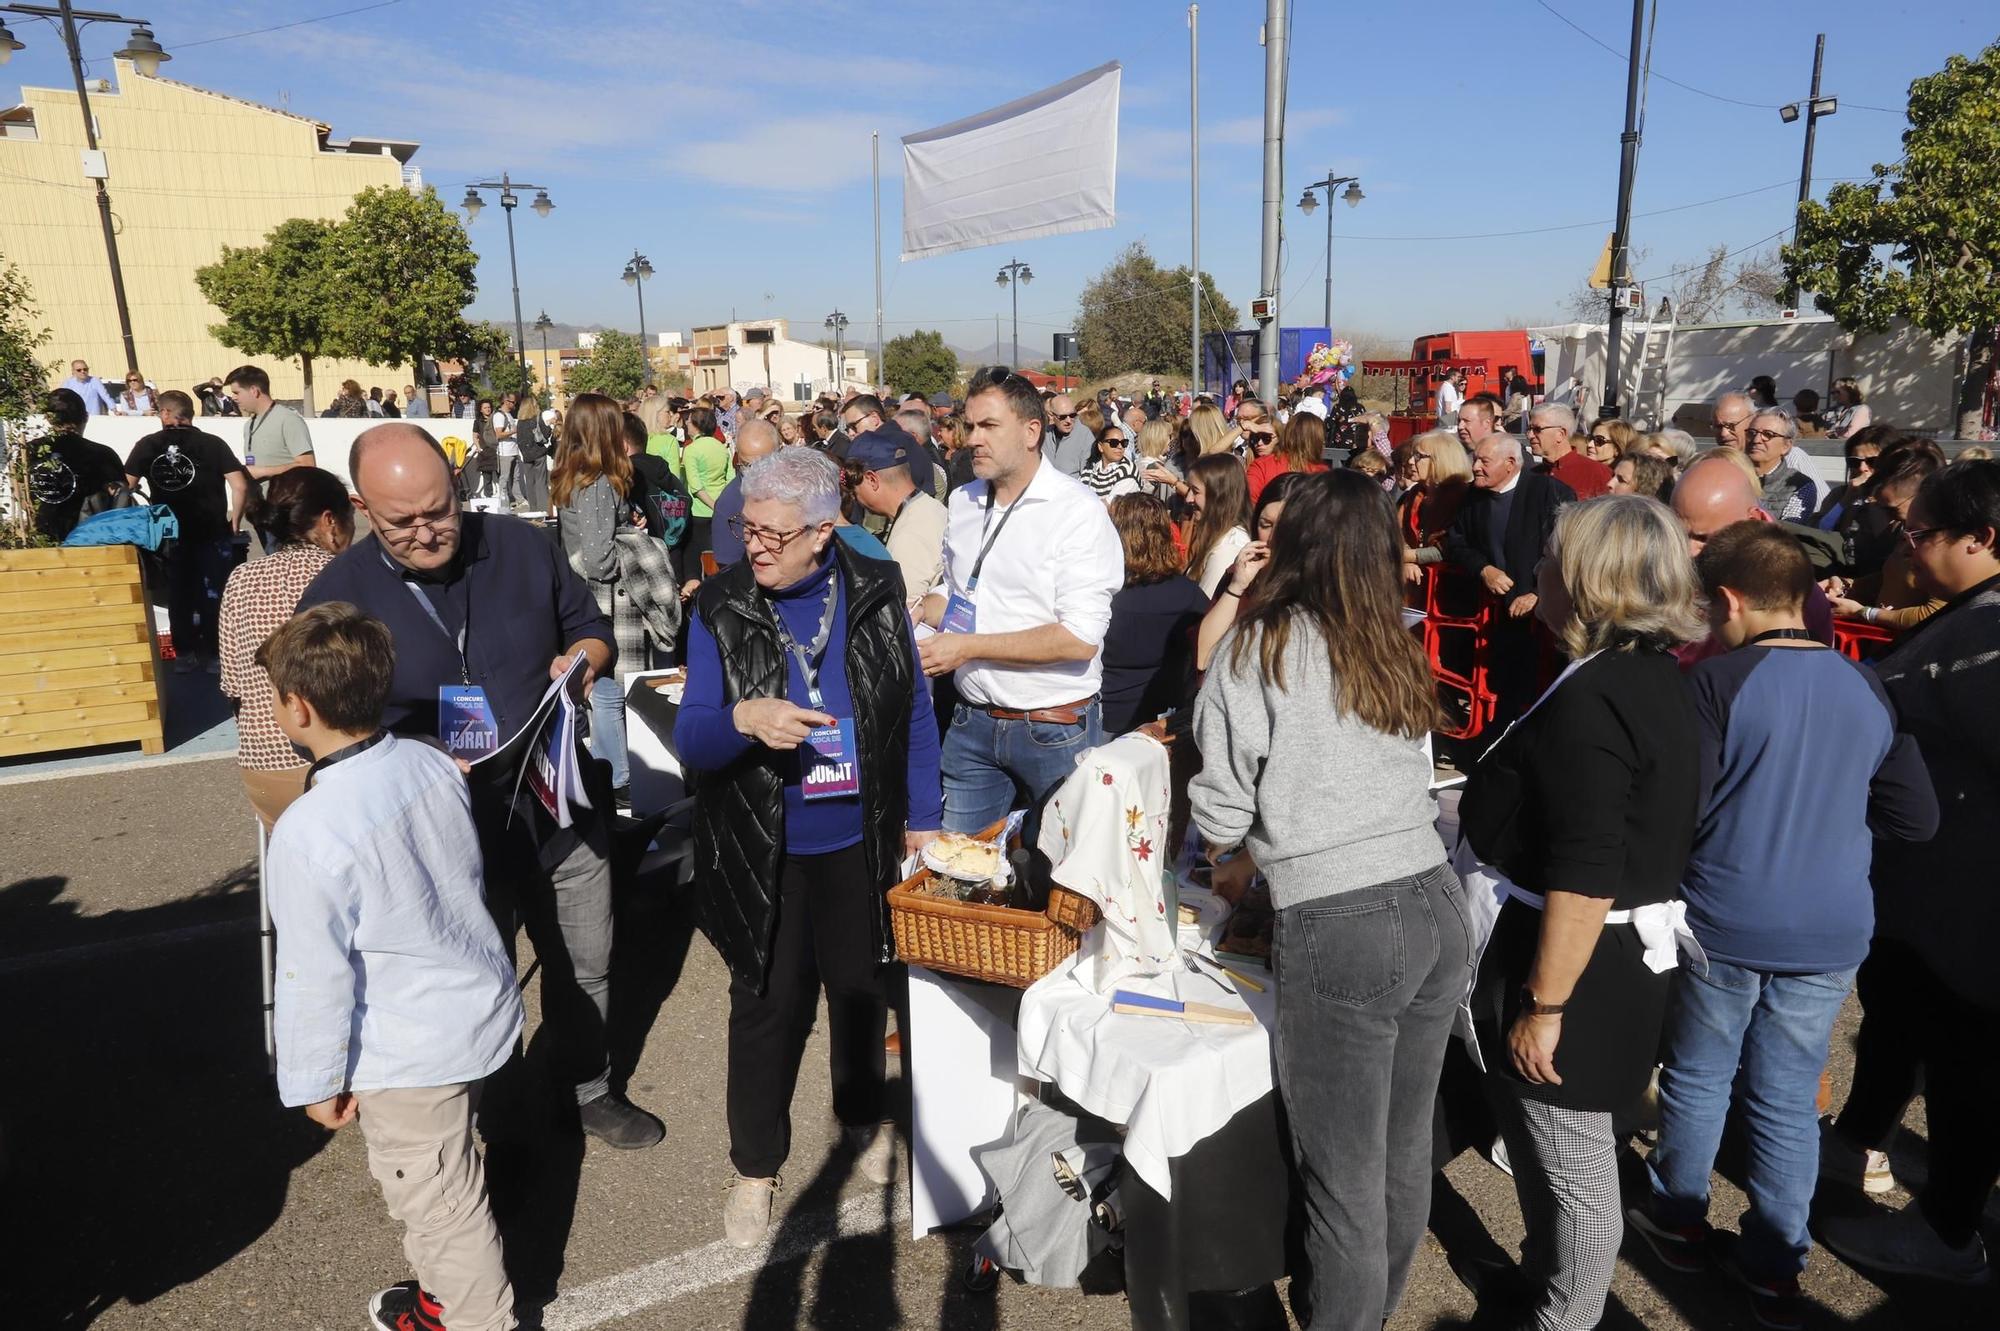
[934,454,1125,709]
[268,734,522,1107]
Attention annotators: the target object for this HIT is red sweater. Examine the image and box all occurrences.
[1540,450,1612,500]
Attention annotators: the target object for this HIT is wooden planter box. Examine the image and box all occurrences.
[0,545,167,758]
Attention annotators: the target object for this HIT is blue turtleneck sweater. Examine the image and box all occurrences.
[676,553,943,853]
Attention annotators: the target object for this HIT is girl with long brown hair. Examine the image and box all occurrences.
[1183,453,1252,597]
[553,392,638,798]
[1189,468,1457,1331]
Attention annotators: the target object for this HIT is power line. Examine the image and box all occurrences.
[175,0,407,50]
[1533,0,1903,115]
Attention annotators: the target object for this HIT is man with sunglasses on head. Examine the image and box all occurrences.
[298,422,666,1153]
[1043,393,1094,477]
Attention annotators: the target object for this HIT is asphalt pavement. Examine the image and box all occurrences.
[2,757,1996,1330]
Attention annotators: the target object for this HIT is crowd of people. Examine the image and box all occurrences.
[16,349,1999,1331]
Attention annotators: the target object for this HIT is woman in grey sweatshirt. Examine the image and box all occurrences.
[1190,469,1465,1331]
[552,393,636,797]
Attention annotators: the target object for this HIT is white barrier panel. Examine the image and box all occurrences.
[60,414,484,491]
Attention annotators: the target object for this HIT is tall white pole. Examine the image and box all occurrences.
[1189,4,1201,392]
[873,131,885,388]
[1258,0,1288,399]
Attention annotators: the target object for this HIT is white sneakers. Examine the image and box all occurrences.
[723,1174,780,1249]
[722,1124,897,1247]
[847,1122,898,1187]
[1817,1116,1895,1195]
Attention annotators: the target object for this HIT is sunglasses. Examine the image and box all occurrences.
[1587,434,1615,446]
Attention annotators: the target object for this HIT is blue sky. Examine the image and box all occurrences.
[5,0,1989,353]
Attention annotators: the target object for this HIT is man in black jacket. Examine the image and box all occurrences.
[1446,434,1576,737]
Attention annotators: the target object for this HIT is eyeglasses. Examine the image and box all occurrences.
[374,508,460,542]
[840,416,871,432]
[1745,428,1788,443]
[1902,525,1945,549]
[727,516,814,551]
[1528,423,1565,434]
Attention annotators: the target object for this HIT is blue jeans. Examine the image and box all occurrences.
[940,700,1102,834]
[1646,958,1856,1283]
[587,675,629,790]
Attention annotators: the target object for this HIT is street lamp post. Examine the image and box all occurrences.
[994,259,1033,369]
[621,251,654,385]
[0,3,174,376]
[460,173,555,371]
[1780,34,1837,312]
[1297,174,1364,330]
[824,311,849,393]
[533,310,553,398]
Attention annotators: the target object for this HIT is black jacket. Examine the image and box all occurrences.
[686,542,915,994]
[1444,469,1575,607]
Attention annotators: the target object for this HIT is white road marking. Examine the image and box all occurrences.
[539,1189,914,1330]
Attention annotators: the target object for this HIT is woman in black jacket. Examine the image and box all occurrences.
[1460,494,1707,1331]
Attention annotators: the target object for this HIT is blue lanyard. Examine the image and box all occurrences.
[768,576,839,710]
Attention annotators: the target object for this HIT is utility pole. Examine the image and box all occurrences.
[1782,34,1836,311]
[1256,0,1288,400]
[1189,3,1201,392]
[873,131,885,387]
[1599,0,1646,422]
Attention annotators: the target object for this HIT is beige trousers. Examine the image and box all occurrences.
[239,765,308,832]
[355,1083,515,1331]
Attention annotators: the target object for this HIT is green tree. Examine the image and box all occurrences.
[1784,41,2000,435]
[194,217,341,413]
[1074,241,1239,381]
[328,185,489,388]
[1,251,54,545]
[565,329,649,400]
[882,328,958,398]
[476,327,540,398]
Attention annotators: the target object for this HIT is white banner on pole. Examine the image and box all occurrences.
[900,62,1121,262]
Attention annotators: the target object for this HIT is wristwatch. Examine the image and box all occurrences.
[1519,986,1568,1017]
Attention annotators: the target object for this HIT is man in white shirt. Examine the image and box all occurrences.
[494,392,521,507]
[850,429,948,613]
[1436,367,1466,430]
[919,366,1125,836]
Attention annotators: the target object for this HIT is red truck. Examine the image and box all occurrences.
[1365,330,1543,445]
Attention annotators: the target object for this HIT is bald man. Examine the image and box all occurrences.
[706,417,781,568]
[299,423,665,1149]
[1673,453,1837,661]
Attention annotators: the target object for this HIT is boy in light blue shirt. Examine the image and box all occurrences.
[263,602,522,1331]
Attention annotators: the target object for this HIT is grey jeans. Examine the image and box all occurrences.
[1274,862,1470,1331]
[485,829,615,1105]
[496,454,520,505]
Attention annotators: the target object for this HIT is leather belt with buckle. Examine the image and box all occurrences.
[983,696,1097,726]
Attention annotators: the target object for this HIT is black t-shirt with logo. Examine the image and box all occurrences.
[29,431,128,541]
[124,426,247,544]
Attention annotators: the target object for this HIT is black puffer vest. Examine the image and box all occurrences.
[687,541,915,994]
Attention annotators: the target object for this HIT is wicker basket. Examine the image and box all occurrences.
[889,819,1101,988]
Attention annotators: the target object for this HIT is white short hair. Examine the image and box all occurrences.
[1479,434,1524,463]
[1530,402,1577,434]
[741,446,841,526]
[1750,409,1797,441]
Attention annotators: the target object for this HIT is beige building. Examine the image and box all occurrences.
[529,334,689,405]
[1,59,418,405]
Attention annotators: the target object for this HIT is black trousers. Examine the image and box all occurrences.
[1834,937,2000,1246]
[727,842,888,1179]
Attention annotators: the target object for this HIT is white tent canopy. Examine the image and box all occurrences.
[901,62,1121,262]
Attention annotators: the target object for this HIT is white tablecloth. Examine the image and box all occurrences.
[1016,959,1276,1200]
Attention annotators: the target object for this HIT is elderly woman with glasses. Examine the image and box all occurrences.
[675,446,943,1250]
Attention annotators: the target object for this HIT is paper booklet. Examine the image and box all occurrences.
[469,654,594,829]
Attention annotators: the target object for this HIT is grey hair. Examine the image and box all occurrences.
[1479,434,1525,463]
[1650,427,1699,468]
[1750,409,1797,441]
[1714,390,1753,416]
[893,407,932,441]
[1530,402,1577,434]
[741,445,841,526]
